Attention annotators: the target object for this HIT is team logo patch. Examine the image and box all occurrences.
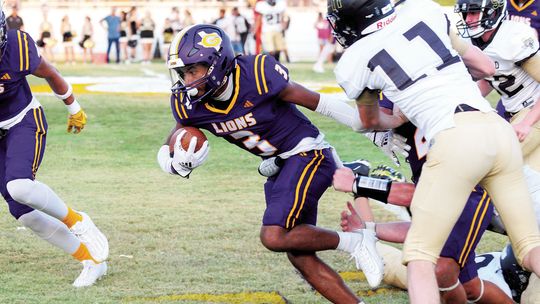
[523,37,535,49]
[243,100,254,108]
[197,31,222,51]
[1,73,10,80]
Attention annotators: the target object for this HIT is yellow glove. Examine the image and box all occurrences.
[67,109,87,134]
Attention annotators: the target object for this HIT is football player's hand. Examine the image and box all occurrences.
[67,109,87,134]
[341,201,366,232]
[513,122,531,142]
[364,131,410,167]
[333,167,355,193]
[172,130,209,173]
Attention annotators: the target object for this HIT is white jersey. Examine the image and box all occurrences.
[475,252,513,298]
[472,20,540,113]
[335,0,493,142]
[255,0,286,33]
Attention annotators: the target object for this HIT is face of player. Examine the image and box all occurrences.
[181,63,209,97]
[465,11,482,29]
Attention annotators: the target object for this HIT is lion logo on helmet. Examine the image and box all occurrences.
[197,31,222,51]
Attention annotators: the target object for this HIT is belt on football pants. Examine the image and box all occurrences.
[454,104,479,113]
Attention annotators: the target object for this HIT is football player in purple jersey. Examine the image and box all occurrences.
[156,24,407,303]
[0,10,108,286]
[507,0,540,38]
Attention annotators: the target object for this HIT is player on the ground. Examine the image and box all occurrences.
[328,0,540,302]
[156,24,406,303]
[0,10,108,287]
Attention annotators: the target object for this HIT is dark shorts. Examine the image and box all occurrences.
[440,185,494,283]
[140,30,154,39]
[263,148,336,229]
[0,107,48,219]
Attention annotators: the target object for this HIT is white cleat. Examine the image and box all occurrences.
[350,229,384,288]
[73,260,107,288]
[70,212,109,262]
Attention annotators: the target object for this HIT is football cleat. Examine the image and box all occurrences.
[73,260,107,288]
[343,159,371,177]
[70,212,109,262]
[350,228,384,288]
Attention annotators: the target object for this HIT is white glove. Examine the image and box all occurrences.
[364,131,410,167]
[258,156,284,177]
[171,130,210,177]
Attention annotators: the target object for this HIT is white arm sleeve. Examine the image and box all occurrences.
[316,94,365,132]
[157,145,174,174]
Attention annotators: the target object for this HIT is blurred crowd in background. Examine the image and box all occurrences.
[2,0,339,67]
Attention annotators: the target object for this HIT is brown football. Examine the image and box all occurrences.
[169,127,207,154]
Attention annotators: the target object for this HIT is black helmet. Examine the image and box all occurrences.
[326,0,396,48]
[500,243,531,302]
[454,0,507,38]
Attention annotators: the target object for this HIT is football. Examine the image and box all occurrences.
[169,127,207,154]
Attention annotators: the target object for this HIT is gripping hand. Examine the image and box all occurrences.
[67,109,87,134]
[171,130,209,177]
[364,131,410,167]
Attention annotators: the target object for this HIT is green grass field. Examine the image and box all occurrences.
[0,62,507,303]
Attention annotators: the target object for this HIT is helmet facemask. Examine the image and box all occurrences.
[455,0,507,38]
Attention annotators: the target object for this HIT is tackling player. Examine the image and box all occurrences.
[328,0,540,302]
[156,24,406,303]
[0,10,108,286]
[507,0,540,38]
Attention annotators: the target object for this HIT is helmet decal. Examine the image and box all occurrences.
[197,31,222,51]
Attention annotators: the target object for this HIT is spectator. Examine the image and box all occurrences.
[214,9,238,54]
[6,5,23,31]
[36,9,55,63]
[61,15,75,65]
[139,10,155,65]
[119,11,129,63]
[100,6,121,64]
[162,18,174,60]
[312,12,333,73]
[232,7,250,54]
[126,6,139,63]
[183,9,195,28]
[169,7,182,34]
[79,16,94,64]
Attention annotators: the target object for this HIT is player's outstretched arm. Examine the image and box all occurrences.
[278,81,365,131]
[32,57,87,133]
[449,29,496,80]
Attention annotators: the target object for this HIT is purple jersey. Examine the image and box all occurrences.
[0,30,41,121]
[380,96,426,183]
[171,55,320,157]
[507,0,540,37]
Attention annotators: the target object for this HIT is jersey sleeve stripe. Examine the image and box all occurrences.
[174,95,184,119]
[286,150,322,229]
[291,150,325,227]
[459,197,491,267]
[457,190,488,265]
[254,54,263,95]
[23,33,30,71]
[17,31,23,71]
[260,55,269,94]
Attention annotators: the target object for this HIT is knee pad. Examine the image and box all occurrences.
[6,179,35,204]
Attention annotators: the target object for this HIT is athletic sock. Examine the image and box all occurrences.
[337,231,362,253]
[72,243,97,263]
[62,207,83,228]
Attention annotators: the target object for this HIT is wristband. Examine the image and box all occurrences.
[54,83,73,100]
[66,99,82,115]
